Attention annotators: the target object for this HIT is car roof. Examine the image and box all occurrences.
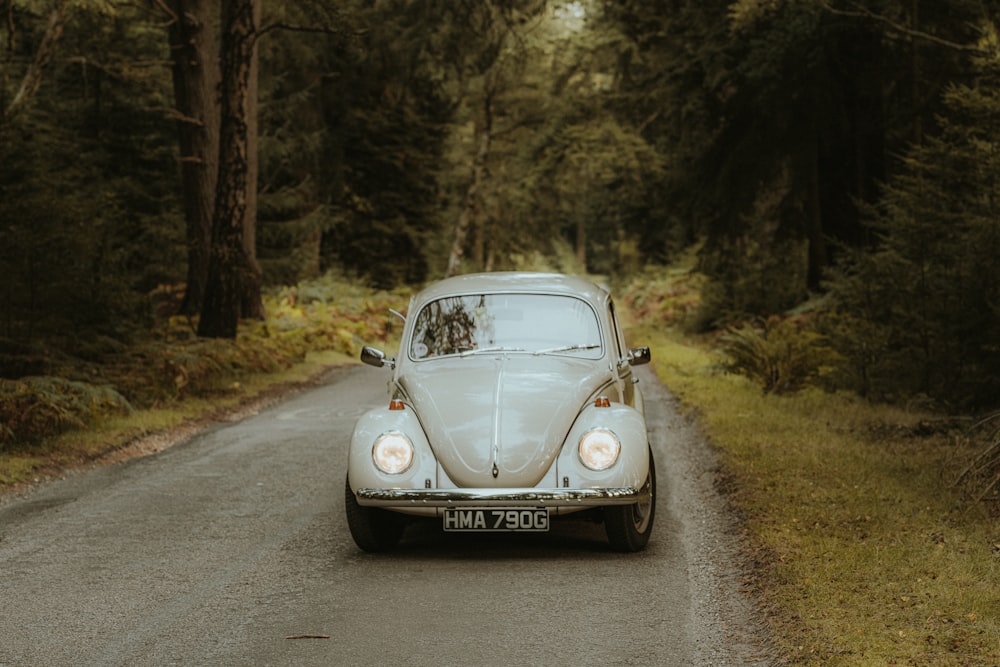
[412,272,610,307]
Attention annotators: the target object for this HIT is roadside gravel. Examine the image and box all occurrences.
[639,367,776,665]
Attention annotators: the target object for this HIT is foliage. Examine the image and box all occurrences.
[503,237,588,276]
[601,0,987,313]
[0,275,410,448]
[311,0,456,287]
[825,32,1000,408]
[0,377,132,447]
[621,261,842,397]
[1,0,999,407]
[430,1,670,279]
[719,316,841,395]
[638,326,999,665]
[697,232,810,327]
[0,3,183,341]
[618,254,707,331]
[261,273,410,357]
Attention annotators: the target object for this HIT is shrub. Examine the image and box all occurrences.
[1,274,412,448]
[619,259,707,331]
[0,377,133,447]
[719,316,841,394]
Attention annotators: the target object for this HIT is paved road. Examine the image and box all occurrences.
[0,365,769,666]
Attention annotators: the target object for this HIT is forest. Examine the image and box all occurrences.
[2,0,999,434]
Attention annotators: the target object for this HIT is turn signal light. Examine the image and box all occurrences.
[595,396,611,408]
[389,400,405,411]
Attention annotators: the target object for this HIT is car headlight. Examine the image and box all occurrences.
[578,428,621,471]
[372,432,414,474]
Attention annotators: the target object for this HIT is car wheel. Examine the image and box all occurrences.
[344,476,405,552]
[604,450,656,552]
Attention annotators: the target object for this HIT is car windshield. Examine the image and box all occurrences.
[409,293,602,360]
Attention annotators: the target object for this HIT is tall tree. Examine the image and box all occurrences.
[198,0,262,338]
[443,0,547,277]
[166,0,220,315]
[317,0,455,288]
[827,24,1000,406]
[446,72,495,277]
[240,0,264,320]
[2,1,185,342]
[601,0,983,319]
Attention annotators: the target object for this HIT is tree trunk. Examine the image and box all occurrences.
[805,141,827,290]
[3,0,68,120]
[910,0,922,144]
[168,0,220,315]
[446,96,493,278]
[198,0,260,339]
[240,0,264,320]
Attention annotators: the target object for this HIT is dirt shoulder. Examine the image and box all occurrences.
[0,364,354,505]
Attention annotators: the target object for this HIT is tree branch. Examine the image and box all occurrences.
[819,1,989,54]
[152,106,205,126]
[148,0,178,25]
[256,21,346,40]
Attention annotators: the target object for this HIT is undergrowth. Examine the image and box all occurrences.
[0,275,410,450]
[621,271,1000,665]
[719,316,842,395]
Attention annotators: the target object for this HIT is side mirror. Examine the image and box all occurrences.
[629,346,651,366]
[360,346,395,369]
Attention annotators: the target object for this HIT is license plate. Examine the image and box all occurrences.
[443,508,549,532]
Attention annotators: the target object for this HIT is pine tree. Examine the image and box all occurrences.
[827,25,1000,406]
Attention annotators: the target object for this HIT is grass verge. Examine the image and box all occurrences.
[1,274,411,492]
[0,349,355,492]
[639,327,999,665]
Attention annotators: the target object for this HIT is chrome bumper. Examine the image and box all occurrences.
[355,486,648,508]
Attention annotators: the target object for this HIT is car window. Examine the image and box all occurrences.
[409,293,603,359]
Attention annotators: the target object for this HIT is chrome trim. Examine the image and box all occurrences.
[354,486,648,508]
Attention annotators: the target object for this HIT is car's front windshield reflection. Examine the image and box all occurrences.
[409,293,602,360]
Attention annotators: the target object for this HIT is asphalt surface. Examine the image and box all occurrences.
[0,365,772,666]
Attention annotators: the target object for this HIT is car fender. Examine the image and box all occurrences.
[348,405,437,493]
[556,402,650,490]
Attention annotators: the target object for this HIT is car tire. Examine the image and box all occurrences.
[604,450,656,552]
[344,476,406,552]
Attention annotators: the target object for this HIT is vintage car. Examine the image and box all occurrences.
[345,272,655,552]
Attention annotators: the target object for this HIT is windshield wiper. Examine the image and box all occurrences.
[532,343,600,355]
[459,346,526,357]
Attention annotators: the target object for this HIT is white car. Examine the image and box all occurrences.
[346,272,654,552]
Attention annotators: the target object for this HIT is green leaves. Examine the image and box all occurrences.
[0,275,410,448]
[0,377,132,447]
[826,42,1000,407]
[720,316,841,394]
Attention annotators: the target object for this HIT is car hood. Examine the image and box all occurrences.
[398,355,612,488]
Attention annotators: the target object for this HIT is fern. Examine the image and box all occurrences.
[720,317,841,394]
[0,377,133,447]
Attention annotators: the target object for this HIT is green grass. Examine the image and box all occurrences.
[1,273,411,489]
[0,349,355,488]
[639,329,999,665]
